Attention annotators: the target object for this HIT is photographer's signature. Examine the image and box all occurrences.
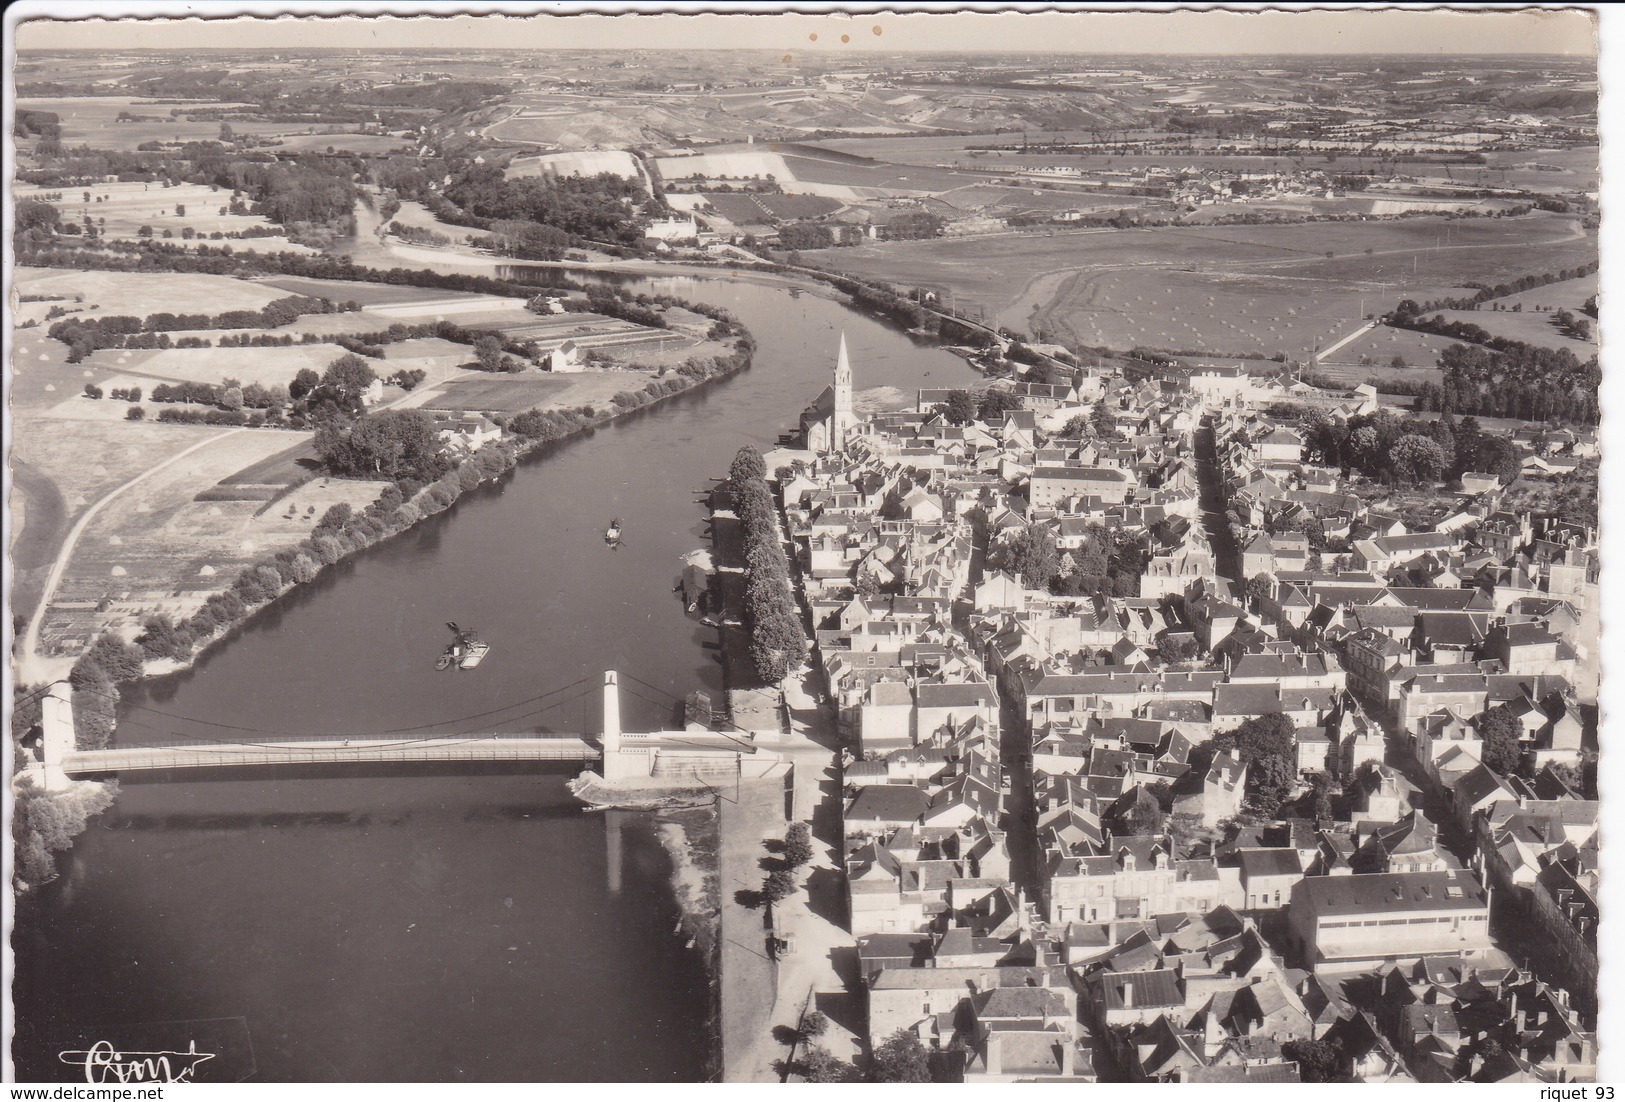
[59,1039,216,1083]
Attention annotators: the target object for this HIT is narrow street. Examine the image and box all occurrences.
[1193,416,1242,598]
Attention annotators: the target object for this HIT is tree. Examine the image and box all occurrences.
[15,198,61,236]
[797,1046,858,1083]
[1121,787,1166,835]
[82,632,145,683]
[314,409,450,482]
[870,1029,932,1083]
[1388,434,1447,483]
[1474,704,1524,776]
[474,335,504,372]
[797,1009,829,1041]
[729,444,766,485]
[1245,573,1274,610]
[782,821,815,868]
[320,353,378,400]
[1159,633,1198,664]
[126,405,145,420]
[1091,399,1120,439]
[1284,1037,1341,1083]
[935,390,978,425]
[991,525,1059,590]
[290,367,321,400]
[219,386,244,411]
[976,389,1023,422]
[761,867,796,905]
[175,204,186,217]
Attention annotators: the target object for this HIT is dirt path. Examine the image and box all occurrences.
[16,427,247,683]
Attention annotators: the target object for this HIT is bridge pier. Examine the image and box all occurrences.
[40,682,75,793]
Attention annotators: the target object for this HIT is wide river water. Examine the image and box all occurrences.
[12,256,976,1081]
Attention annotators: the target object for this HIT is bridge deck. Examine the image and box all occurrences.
[63,736,601,773]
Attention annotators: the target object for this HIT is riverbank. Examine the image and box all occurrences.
[18,330,754,695]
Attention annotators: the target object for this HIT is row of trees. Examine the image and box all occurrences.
[1401,260,1599,313]
[46,295,359,362]
[931,388,1025,427]
[731,446,808,685]
[440,162,650,247]
[1391,341,1600,426]
[1299,409,1522,485]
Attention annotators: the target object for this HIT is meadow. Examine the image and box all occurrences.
[825,212,1596,361]
[14,266,290,323]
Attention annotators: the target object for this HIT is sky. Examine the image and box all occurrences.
[12,3,1600,57]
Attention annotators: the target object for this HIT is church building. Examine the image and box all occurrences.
[800,332,856,455]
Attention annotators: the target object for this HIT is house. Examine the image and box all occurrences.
[1238,848,1304,910]
[548,339,584,372]
[432,411,502,454]
[1286,870,1494,973]
[1030,466,1132,508]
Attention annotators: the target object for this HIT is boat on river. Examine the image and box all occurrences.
[436,622,489,670]
[605,517,623,546]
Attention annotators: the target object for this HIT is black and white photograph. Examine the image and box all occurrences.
[4,2,1609,1086]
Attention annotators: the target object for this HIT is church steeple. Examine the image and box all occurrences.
[833,331,853,452]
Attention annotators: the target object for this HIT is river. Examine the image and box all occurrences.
[11,257,977,1081]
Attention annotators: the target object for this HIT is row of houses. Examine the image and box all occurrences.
[775,345,1593,1081]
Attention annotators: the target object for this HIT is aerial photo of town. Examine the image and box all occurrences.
[5,4,1606,1087]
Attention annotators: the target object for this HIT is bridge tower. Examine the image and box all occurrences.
[40,681,75,792]
[602,670,621,756]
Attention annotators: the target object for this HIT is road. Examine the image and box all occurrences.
[16,427,248,684]
[1193,417,1243,599]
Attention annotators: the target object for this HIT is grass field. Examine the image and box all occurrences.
[15,266,291,324]
[271,132,413,154]
[507,149,640,179]
[823,213,1596,358]
[95,344,344,389]
[17,181,308,248]
[15,96,300,147]
[1315,325,1457,378]
[429,369,658,414]
[259,275,473,306]
[1494,272,1598,313]
[218,439,322,486]
[1430,305,1599,356]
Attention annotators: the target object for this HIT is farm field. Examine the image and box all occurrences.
[507,149,640,179]
[259,275,479,306]
[14,266,291,325]
[15,96,302,147]
[1492,272,1598,313]
[823,213,1596,356]
[1428,306,1599,356]
[428,368,657,414]
[45,461,388,657]
[86,344,347,390]
[1314,325,1457,381]
[17,180,310,248]
[654,150,793,182]
[269,131,413,154]
[1026,267,1451,360]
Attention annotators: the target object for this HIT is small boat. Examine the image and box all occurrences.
[437,621,488,671]
[605,517,623,546]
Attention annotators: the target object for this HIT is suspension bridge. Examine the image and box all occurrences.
[25,671,785,790]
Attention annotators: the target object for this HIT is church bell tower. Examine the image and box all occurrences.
[833,331,854,452]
